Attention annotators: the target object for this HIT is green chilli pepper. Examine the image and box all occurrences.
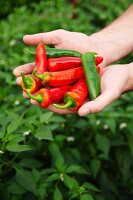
[81,52,100,100]
[24,47,82,58]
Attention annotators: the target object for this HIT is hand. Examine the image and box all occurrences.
[13,29,132,115]
[14,63,131,115]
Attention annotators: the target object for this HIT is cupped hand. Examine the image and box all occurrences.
[14,63,130,116]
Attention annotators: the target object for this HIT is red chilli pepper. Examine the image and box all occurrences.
[33,43,47,75]
[20,73,40,93]
[54,79,88,111]
[20,43,47,93]
[33,67,84,87]
[27,85,71,108]
[47,56,103,72]
[95,56,103,66]
[47,57,81,72]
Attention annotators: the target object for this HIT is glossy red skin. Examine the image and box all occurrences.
[36,85,72,108]
[47,56,103,72]
[64,79,88,110]
[34,43,47,74]
[41,67,84,87]
[47,57,81,72]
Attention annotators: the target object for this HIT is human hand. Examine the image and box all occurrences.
[14,63,132,115]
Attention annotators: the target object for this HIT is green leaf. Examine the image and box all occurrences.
[66,164,89,175]
[49,142,64,170]
[95,134,110,158]
[35,127,53,141]
[106,119,116,134]
[8,134,24,143]
[45,173,59,182]
[54,187,63,200]
[37,184,46,200]
[6,143,32,152]
[90,159,101,178]
[32,168,41,183]
[82,182,100,192]
[63,174,79,189]
[80,194,94,200]
[8,182,26,194]
[7,113,23,134]
[19,158,42,169]
[40,112,53,123]
[15,167,37,195]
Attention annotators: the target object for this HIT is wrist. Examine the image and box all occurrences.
[89,25,133,66]
[125,62,133,91]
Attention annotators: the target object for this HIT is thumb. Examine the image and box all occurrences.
[78,90,120,116]
[23,30,61,46]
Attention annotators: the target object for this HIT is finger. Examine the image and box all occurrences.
[78,90,120,116]
[13,63,35,77]
[46,105,77,115]
[16,76,22,85]
[23,91,29,98]
[23,30,62,46]
[30,99,40,106]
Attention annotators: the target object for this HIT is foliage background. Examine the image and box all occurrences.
[0,0,133,199]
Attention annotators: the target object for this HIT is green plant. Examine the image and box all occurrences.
[0,0,133,199]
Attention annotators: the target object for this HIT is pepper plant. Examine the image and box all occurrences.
[0,0,133,200]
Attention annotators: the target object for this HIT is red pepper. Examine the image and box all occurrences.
[47,57,81,72]
[33,67,84,87]
[20,43,47,93]
[95,56,103,66]
[20,72,40,93]
[54,79,88,111]
[47,56,103,72]
[27,85,71,108]
[33,43,47,75]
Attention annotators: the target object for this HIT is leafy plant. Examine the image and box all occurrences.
[0,0,133,199]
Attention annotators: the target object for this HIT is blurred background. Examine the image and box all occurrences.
[0,0,133,200]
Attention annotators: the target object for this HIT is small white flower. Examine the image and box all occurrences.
[119,123,127,130]
[103,124,109,130]
[96,120,101,126]
[14,100,20,105]
[66,136,75,142]
[0,150,4,154]
[9,39,17,47]
[60,173,64,181]
[23,130,30,136]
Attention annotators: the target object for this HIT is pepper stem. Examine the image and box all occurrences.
[27,89,43,103]
[53,101,72,109]
[33,70,44,81]
[21,72,28,88]
[24,48,35,55]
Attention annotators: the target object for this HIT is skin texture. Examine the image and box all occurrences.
[13,4,133,116]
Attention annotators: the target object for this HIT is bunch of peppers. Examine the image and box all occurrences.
[20,43,102,111]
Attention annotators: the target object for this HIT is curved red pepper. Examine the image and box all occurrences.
[54,79,88,111]
[27,85,71,108]
[33,67,84,87]
[20,73,40,93]
[33,43,47,75]
[21,43,47,93]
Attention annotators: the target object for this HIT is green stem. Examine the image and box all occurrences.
[27,89,43,103]
[21,72,28,88]
[53,101,72,109]
[33,70,44,81]
[24,47,35,55]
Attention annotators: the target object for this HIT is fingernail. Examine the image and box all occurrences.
[13,68,17,76]
[78,108,89,116]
